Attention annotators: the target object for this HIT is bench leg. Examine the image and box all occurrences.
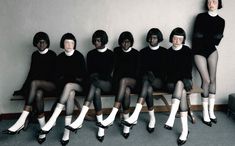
[186,94,196,124]
[158,95,171,111]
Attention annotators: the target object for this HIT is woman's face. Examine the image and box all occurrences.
[64,39,75,52]
[94,38,104,49]
[36,39,48,51]
[148,35,159,47]
[172,35,184,47]
[121,39,131,50]
[208,0,219,11]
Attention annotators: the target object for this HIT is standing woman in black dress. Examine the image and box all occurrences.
[39,33,86,145]
[2,32,56,143]
[164,27,193,145]
[192,0,225,126]
[65,30,114,142]
[97,31,140,139]
[122,28,168,133]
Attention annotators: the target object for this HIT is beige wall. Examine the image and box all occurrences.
[0,0,234,113]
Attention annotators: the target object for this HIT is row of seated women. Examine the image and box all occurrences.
[2,1,225,145]
[2,28,193,145]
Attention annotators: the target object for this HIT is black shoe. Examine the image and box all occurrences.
[39,129,50,135]
[164,124,172,130]
[202,119,212,127]
[60,139,69,146]
[65,125,79,133]
[177,131,189,145]
[2,125,24,135]
[122,132,129,139]
[146,125,154,133]
[96,122,112,129]
[121,120,137,128]
[210,118,217,124]
[37,136,46,144]
[96,134,104,142]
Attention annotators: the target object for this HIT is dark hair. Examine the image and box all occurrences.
[205,0,222,10]
[92,30,108,46]
[33,32,50,47]
[60,33,77,49]
[118,31,134,47]
[146,28,163,43]
[169,27,186,44]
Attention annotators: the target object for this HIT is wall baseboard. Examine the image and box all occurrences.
[0,104,228,121]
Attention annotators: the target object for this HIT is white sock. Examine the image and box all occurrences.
[42,103,64,131]
[123,113,130,134]
[101,107,118,126]
[148,109,155,128]
[9,110,29,132]
[165,99,180,127]
[38,116,46,139]
[209,94,216,119]
[202,98,210,122]
[125,103,142,124]
[179,112,188,141]
[96,114,104,137]
[62,115,72,141]
[69,106,89,129]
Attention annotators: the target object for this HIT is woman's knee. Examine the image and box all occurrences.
[31,80,41,89]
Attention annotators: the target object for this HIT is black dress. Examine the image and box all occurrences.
[16,50,57,96]
[56,50,87,94]
[112,47,140,92]
[166,45,193,84]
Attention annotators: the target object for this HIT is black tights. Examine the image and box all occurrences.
[59,83,82,115]
[115,78,136,113]
[84,80,111,114]
[168,81,188,112]
[138,77,163,110]
[25,80,56,116]
[194,51,218,97]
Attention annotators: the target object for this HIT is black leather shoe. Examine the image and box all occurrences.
[177,131,189,145]
[37,136,46,144]
[121,120,137,128]
[210,118,217,124]
[202,119,212,127]
[164,124,172,130]
[2,125,24,135]
[146,126,155,133]
[39,129,50,135]
[96,134,104,142]
[60,139,69,146]
[122,132,129,139]
[96,122,112,129]
[65,125,79,133]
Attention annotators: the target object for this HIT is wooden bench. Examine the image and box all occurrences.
[10,86,203,124]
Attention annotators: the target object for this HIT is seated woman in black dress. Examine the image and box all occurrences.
[97,31,140,139]
[164,27,193,145]
[65,30,114,142]
[39,33,86,146]
[2,32,56,143]
[122,28,168,133]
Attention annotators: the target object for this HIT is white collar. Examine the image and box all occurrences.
[38,48,49,54]
[122,47,132,52]
[149,44,160,50]
[208,11,218,17]
[65,50,75,56]
[172,44,183,51]
[97,46,108,52]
